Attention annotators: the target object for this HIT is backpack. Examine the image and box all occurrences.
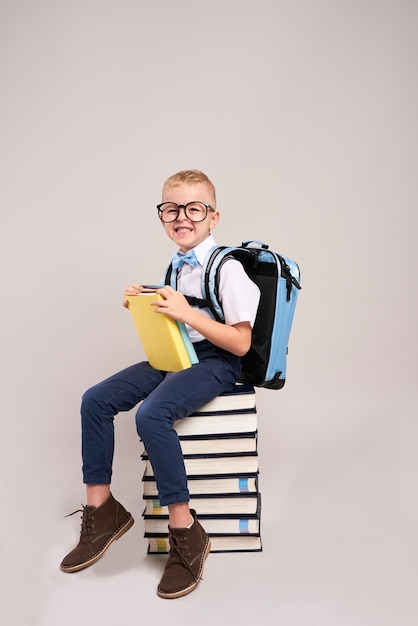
[165,241,301,389]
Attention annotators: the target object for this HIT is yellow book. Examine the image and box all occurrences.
[125,292,198,372]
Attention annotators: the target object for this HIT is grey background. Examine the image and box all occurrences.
[1,1,417,625]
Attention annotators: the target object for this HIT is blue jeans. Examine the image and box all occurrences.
[81,341,241,506]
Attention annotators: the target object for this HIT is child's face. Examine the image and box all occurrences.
[160,182,219,252]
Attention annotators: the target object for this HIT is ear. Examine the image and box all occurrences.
[209,210,220,230]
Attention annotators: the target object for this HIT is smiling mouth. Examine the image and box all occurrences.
[175,227,193,233]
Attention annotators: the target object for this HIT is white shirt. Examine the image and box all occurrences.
[173,235,261,343]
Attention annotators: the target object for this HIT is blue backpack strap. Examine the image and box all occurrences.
[163,253,216,312]
[200,246,243,322]
[190,245,226,321]
[166,245,230,322]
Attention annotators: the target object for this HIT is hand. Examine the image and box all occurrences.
[123,283,143,308]
[151,286,191,322]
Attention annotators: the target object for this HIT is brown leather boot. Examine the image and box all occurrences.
[60,493,134,572]
[157,509,211,599]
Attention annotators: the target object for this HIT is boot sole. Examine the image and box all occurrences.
[60,515,135,573]
[157,538,211,599]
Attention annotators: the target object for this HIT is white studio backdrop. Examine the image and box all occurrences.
[1,1,417,625]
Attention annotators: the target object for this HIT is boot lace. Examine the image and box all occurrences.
[65,505,96,538]
[167,534,201,582]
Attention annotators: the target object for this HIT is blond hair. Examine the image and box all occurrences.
[163,169,216,207]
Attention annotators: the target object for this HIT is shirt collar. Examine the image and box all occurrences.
[176,235,216,267]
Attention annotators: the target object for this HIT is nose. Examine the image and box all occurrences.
[174,206,190,221]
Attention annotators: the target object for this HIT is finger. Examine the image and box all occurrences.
[151,298,167,308]
[125,285,142,294]
[157,285,174,296]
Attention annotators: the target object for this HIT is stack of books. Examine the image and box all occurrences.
[141,383,262,553]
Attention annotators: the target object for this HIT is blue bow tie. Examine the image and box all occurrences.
[171,250,199,271]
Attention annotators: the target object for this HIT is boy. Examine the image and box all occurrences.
[61,170,260,599]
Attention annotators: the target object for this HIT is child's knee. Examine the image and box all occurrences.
[135,403,162,442]
[135,405,147,439]
[81,385,101,414]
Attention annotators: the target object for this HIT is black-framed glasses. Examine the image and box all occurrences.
[157,201,215,223]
